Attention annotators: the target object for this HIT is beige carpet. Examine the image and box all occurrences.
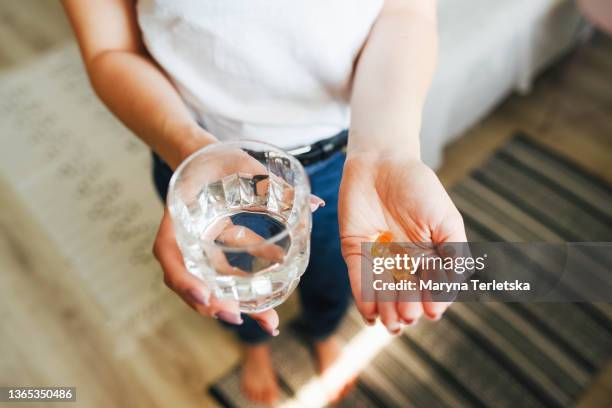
[0,45,181,352]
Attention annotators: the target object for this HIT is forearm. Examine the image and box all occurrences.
[62,0,215,170]
[87,51,216,169]
[348,0,438,159]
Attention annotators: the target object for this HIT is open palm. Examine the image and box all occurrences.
[339,154,467,333]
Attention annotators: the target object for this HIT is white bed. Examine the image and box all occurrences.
[422,0,584,167]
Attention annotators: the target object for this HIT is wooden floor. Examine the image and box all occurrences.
[0,1,611,407]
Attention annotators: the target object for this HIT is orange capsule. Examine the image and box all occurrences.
[372,231,413,282]
[376,231,394,243]
[371,231,394,258]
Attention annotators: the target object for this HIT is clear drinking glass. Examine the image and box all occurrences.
[167,140,311,313]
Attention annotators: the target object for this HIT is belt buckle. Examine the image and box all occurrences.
[287,144,313,156]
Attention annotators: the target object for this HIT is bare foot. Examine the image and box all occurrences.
[314,335,356,404]
[240,344,279,405]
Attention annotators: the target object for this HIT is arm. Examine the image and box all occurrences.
[61,0,216,170]
[62,0,279,332]
[348,0,437,159]
[340,0,467,332]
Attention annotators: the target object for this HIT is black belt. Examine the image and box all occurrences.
[287,130,348,166]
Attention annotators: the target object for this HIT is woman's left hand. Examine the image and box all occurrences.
[338,152,467,334]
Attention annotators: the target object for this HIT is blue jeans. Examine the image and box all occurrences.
[152,138,351,344]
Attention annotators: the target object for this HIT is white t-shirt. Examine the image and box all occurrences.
[137,0,383,148]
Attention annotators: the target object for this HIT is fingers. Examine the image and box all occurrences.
[216,224,285,263]
[267,174,324,213]
[155,209,284,334]
[154,209,244,323]
[378,301,401,334]
[420,256,451,321]
[377,270,401,334]
[202,213,285,274]
[397,273,425,324]
[154,210,210,307]
[345,253,377,324]
[423,210,469,320]
[310,194,325,212]
[422,300,450,321]
[437,209,468,243]
[248,309,280,337]
[397,284,424,324]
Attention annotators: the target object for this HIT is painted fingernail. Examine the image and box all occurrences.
[309,196,325,212]
[387,322,402,334]
[309,202,324,211]
[216,311,243,325]
[426,312,441,321]
[362,316,376,326]
[400,318,413,325]
[186,289,209,306]
[258,321,280,336]
[361,316,376,326]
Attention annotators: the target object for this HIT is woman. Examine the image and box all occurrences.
[62,0,466,403]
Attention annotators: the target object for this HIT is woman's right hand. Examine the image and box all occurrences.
[153,207,281,335]
[153,137,324,335]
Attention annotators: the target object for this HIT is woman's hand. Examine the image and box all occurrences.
[152,141,324,335]
[339,152,467,334]
[153,208,281,335]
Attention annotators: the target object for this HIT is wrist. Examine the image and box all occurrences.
[346,128,421,162]
[168,124,217,170]
[346,149,421,162]
[177,127,217,161]
[346,139,421,163]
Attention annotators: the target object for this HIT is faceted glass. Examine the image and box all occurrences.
[167,140,311,313]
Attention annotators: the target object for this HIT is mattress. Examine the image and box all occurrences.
[422,0,584,168]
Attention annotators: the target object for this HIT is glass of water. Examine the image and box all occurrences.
[167,140,311,313]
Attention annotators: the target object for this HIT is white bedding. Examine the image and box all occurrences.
[422,0,583,168]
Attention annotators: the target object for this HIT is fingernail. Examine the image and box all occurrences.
[362,316,376,326]
[309,196,325,211]
[387,322,402,334]
[309,202,324,211]
[216,311,243,325]
[186,289,209,306]
[400,318,413,325]
[426,312,441,321]
[259,321,280,336]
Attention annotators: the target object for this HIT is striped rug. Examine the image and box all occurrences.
[210,133,612,407]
